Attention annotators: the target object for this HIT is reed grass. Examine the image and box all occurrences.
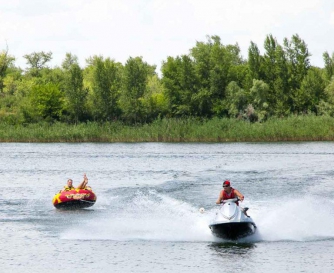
[0,115,333,142]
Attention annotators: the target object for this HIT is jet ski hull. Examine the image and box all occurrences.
[209,222,256,240]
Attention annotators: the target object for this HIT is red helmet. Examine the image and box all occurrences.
[223,180,230,186]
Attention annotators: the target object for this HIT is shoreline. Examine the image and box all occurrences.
[1,115,334,143]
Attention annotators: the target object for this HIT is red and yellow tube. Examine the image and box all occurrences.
[52,188,97,209]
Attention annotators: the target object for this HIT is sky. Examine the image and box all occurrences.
[1,0,333,72]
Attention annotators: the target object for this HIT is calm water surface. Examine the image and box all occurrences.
[0,142,334,272]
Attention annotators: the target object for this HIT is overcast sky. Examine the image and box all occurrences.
[1,0,333,72]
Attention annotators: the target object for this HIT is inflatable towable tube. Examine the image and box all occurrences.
[52,188,97,209]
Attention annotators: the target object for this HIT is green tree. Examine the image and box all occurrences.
[23,83,64,122]
[324,76,334,104]
[225,81,248,118]
[317,76,334,116]
[248,41,263,81]
[140,75,169,121]
[284,34,311,92]
[294,67,325,113]
[120,57,156,123]
[261,35,290,116]
[39,67,65,86]
[86,56,123,121]
[177,55,199,116]
[190,36,212,92]
[209,37,243,100]
[228,63,252,92]
[0,47,15,93]
[161,56,182,117]
[262,34,278,105]
[23,51,52,77]
[323,51,334,81]
[62,53,79,70]
[273,44,290,116]
[249,79,270,120]
[190,35,245,117]
[62,58,88,123]
[161,55,199,117]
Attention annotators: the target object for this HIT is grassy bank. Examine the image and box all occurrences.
[0,115,334,142]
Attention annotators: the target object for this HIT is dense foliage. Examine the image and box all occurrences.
[1,34,334,125]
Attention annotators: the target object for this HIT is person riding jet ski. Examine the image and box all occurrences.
[216,180,248,216]
[209,180,255,239]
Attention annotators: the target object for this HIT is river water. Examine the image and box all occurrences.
[0,142,333,272]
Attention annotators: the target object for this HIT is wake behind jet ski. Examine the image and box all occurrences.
[209,198,256,240]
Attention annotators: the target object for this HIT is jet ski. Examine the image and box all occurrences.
[209,198,256,240]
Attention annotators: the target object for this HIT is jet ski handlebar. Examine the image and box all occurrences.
[218,198,240,204]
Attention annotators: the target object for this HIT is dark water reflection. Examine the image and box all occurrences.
[210,242,256,252]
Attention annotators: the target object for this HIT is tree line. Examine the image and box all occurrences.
[1,33,334,125]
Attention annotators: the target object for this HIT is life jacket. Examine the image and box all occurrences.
[63,186,75,191]
[221,188,239,205]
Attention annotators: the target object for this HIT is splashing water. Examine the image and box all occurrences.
[252,196,334,241]
[61,190,214,241]
[61,190,334,243]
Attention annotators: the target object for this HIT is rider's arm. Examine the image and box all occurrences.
[216,191,223,204]
[234,189,244,201]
